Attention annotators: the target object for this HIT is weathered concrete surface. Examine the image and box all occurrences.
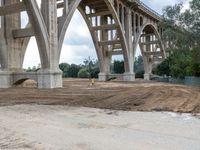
[0,105,199,150]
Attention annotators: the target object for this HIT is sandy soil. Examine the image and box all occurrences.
[0,105,200,150]
[0,79,200,113]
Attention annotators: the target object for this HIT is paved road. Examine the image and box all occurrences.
[0,105,199,150]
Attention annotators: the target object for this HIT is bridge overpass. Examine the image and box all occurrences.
[0,0,166,88]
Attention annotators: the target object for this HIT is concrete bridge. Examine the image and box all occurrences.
[0,0,166,88]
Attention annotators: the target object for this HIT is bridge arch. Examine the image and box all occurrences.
[57,0,130,80]
[135,23,165,79]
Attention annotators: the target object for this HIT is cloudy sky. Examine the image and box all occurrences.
[23,0,190,68]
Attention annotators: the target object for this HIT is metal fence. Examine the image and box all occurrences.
[152,76,200,87]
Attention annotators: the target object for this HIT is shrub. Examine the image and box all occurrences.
[78,69,90,78]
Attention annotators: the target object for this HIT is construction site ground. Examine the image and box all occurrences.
[0,78,200,114]
[1,79,200,150]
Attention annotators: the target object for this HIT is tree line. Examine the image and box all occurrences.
[154,0,200,78]
[59,57,99,78]
[58,56,144,78]
[25,56,144,79]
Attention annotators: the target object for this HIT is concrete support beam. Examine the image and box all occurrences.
[111,50,123,55]
[13,27,34,39]
[99,40,121,46]
[0,2,26,16]
[87,11,111,17]
[91,24,119,31]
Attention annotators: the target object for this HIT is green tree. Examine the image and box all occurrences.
[59,63,70,77]
[78,68,90,78]
[113,60,125,74]
[134,56,144,78]
[169,50,190,78]
[153,57,170,76]
[83,57,100,78]
[187,46,200,77]
[25,65,39,72]
[156,0,200,78]
[68,64,81,78]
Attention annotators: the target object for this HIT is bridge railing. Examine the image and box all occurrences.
[138,1,162,19]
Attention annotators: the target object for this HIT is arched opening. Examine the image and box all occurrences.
[134,46,144,79]
[58,0,129,81]
[22,0,43,72]
[59,10,98,78]
[20,0,130,83]
[20,11,29,29]
[111,55,124,77]
[23,37,41,71]
[134,24,164,80]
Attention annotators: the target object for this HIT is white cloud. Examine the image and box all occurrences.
[60,45,97,65]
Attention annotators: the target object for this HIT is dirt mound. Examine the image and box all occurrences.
[14,79,37,88]
[0,79,199,113]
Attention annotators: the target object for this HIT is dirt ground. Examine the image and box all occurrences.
[0,79,200,113]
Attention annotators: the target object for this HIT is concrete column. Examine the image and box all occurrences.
[121,6,125,29]
[143,36,152,80]
[0,0,26,88]
[133,12,137,41]
[124,8,135,81]
[63,0,69,15]
[138,14,140,33]
[98,15,111,81]
[116,1,119,15]
[38,0,62,88]
[4,0,23,71]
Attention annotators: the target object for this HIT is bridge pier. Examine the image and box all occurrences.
[37,69,63,88]
[123,72,135,81]
[0,71,12,88]
[144,73,151,80]
[0,70,62,88]
[98,73,108,81]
